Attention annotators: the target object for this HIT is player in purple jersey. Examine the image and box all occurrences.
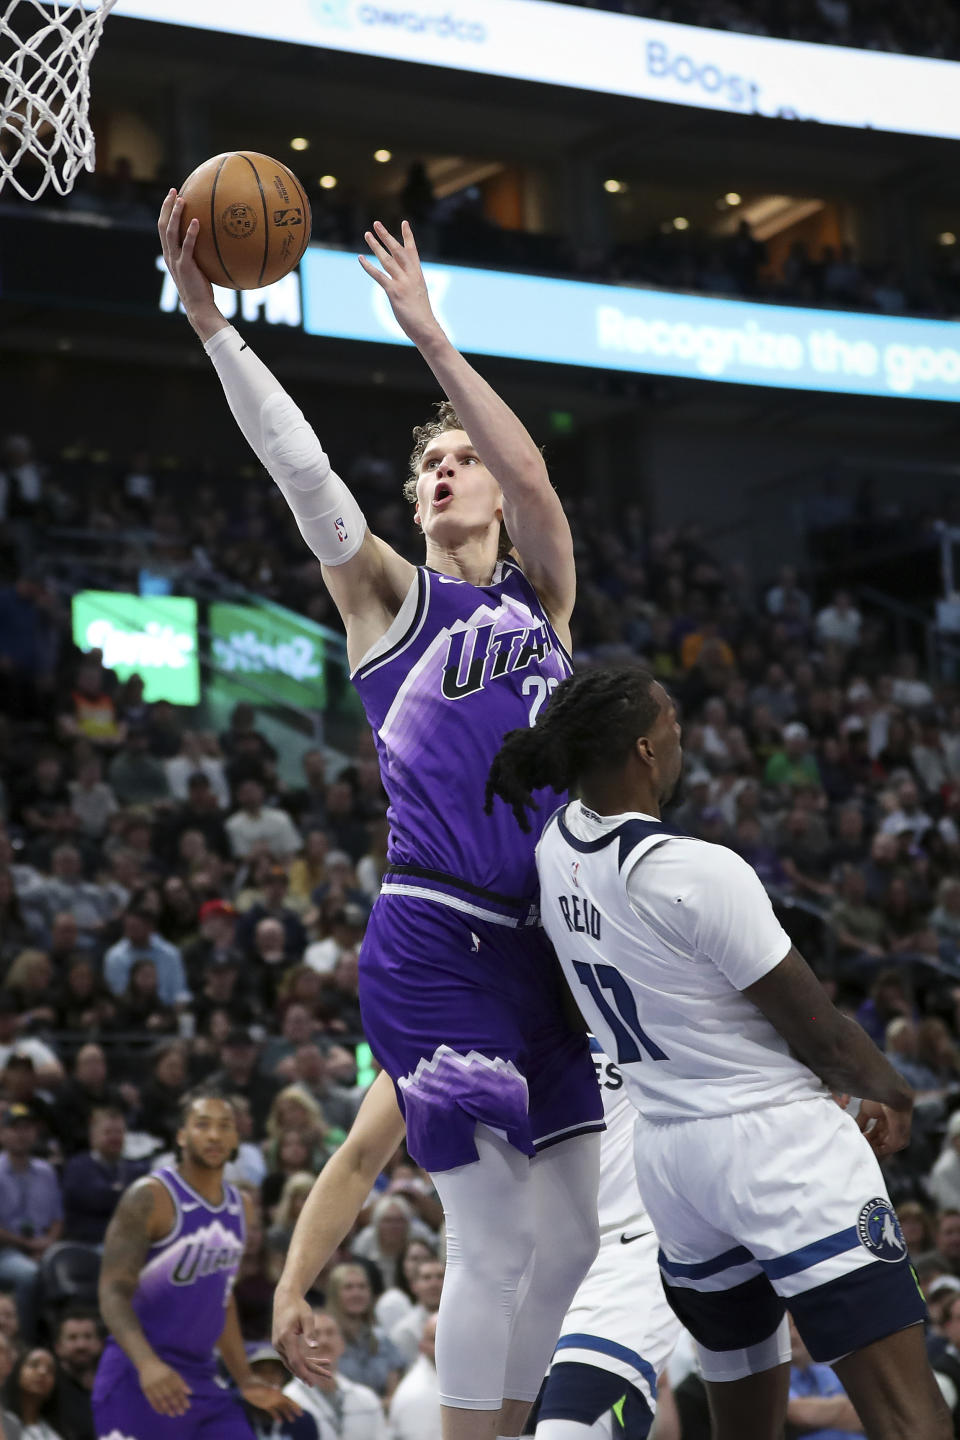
[93,1090,301,1439]
[159,198,602,1440]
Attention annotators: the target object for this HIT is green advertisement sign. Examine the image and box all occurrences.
[72,592,200,705]
[209,602,327,709]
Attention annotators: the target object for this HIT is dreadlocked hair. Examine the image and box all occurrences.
[485,665,661,833]
[405,400,513,561]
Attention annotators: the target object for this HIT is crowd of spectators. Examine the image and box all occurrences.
[21,155,949,325]
[2,423,960,1433]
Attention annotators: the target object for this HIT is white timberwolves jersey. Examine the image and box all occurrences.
[537,802,826,1122]
[590,1037,648,1234]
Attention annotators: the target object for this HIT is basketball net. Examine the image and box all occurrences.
[0,0,118,201]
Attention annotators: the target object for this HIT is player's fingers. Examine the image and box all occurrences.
[278,1397,303,1419]
[157,188,177,236]
[182,217,200,260]
[165,1378,190,1403]
[363,229,397,272]
[303,1355,333,1379]
[887,1117,911,1155]
[283,1350,318,1386]
[373,219,403,256]
[358,255,391,289]
[400,218,420,257]
[868,1116,891,1155]
[163,1381,190,1413]
[164,194,182,245]
[147,1388,176,1417]
[274,1338,296,1374]
[165,196,185,258]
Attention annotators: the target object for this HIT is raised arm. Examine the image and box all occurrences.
[157,192,414,667]
[360,221,575,636]
[273,1071,405,1381]
[745,947,913,1155]
[98,1177,192,1418]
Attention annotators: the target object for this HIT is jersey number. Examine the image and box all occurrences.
[523,675,559,726]
[573,961,669,1064]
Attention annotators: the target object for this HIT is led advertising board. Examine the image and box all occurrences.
[300,248,960,403]
[95,0,960,142]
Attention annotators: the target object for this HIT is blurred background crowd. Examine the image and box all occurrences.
[4,0,960,1433]
[0,419,959,1437]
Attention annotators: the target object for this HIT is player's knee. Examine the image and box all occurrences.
[446,1209,537,1290]
[548,1205,601,1294]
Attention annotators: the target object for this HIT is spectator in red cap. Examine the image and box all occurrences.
[182,897,243,990]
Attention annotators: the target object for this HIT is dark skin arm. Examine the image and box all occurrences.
[745,947,913,1157]
[218,1295,302,1423]
[98,1177,192,1418]
[0,1225,31,1251]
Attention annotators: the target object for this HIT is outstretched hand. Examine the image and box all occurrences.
[157,189,223,339]
[359,219,441,348]
[273,1290,334,1387]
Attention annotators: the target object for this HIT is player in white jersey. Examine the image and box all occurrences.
[535,1037,680,1440]
[273,1061,678,1440]
[486,664,950,1440]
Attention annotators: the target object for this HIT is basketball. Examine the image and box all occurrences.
[178,151,312,291]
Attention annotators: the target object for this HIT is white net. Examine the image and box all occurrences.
[0,0,118,201]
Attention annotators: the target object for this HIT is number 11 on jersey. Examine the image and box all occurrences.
[573,960,669,1065]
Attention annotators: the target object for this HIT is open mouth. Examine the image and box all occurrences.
[433,482,454,508]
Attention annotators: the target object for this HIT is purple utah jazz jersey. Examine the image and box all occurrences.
[353,558,573,903]
[95,1166,246,1387]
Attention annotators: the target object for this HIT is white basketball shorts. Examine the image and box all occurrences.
[633,1095,926,1374]
[540,1222,681,1429]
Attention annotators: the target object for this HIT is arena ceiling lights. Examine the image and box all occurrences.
[95,0,960,143]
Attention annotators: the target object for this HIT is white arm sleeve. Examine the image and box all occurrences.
[204,325,366,565]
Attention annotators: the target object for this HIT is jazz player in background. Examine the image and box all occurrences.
[488,665,950,1440]
[93,1090,301,1439]
[159,196,602,1440]
[271,1064,679,1440]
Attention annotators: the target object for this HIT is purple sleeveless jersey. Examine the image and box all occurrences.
[354,558,573,904]
[353,560,602,1172]
[93,1167,246,1392]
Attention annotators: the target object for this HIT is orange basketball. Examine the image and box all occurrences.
[179,151,312,291]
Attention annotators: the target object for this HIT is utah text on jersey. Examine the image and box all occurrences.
[441,614,557,700]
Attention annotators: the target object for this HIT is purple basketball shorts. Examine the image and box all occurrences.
[93,1352,254,1440]
[359,893,603,1172]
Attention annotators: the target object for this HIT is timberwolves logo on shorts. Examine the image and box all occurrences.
[857,1198,907,1263]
